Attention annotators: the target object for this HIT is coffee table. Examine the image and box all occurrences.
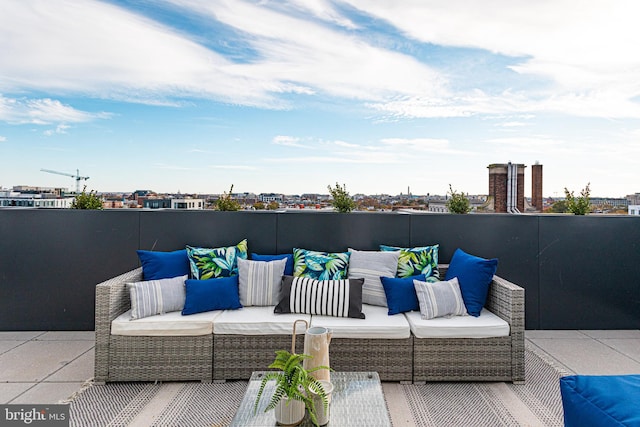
[230,371,392,426]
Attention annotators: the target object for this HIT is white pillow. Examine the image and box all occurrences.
[127,275,187,320]
[347,249,399,307]
[414,277,467,320]
[237,257,287,306]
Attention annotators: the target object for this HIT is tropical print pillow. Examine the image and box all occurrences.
[380,244,439,279]
[293,248,350,280]
[186,239,248,280]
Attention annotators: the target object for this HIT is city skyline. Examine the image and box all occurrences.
[1,1,639,198]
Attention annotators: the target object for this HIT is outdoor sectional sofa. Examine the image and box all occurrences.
[94,264,525,384]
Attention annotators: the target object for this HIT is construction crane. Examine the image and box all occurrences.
[41,169,90,193]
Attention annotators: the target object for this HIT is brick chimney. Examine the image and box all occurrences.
[532,162,543,212]
[488,163,526,213]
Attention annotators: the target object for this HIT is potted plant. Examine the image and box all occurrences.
[254,349,331,427]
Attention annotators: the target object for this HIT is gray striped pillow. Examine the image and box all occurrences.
[237,257,287,306]
[275,276,365,319]
[413,277,467,320]
[127,275,187,320]
[347,249,399,307]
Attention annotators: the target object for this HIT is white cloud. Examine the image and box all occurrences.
[0,95,110,125]
[344,0,640,118]
[44,124,71,136]
[167,0,446,102]
[0,136,6,142]
[272,135,307,148]
[286,0,358,29]
[0,1,287,107]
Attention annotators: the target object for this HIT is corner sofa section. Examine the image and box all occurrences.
[95,266,524,384]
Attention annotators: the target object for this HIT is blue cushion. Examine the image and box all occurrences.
[136,249,190,280]
[560,375,640,427]
[251,253,294,276]
[444,248,498,317]
[181,276,242,315]
[380,274,427,315]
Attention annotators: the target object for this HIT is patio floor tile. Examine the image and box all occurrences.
[46,348,94,382]
[0,383,34,404]
[0,332,45,341]
[529,337,640,375]
[36,331,95,341]
[580,330,640,339]
[0,341,94,382]
[9,382,84,404]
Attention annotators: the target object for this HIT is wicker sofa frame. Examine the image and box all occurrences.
[95,265,524,384]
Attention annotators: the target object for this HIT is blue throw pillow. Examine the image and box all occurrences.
[136,249,190,280]
[380,274,427,315]
[182,276,242,315]
[251,253,294,276]
[560,375,640,427]
[444,248,498,317]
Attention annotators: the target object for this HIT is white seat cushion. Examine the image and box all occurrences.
[111,309,222,336]
[309,304,410,339]
[405,308,510,339]
[213,306,311,335]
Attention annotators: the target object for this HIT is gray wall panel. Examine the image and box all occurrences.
[539,215,640,329]
[138,210,277,254]
[0,210,139,330]
[275,211,410,253]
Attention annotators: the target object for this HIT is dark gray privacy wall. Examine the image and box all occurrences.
[0,209,140,330]
[1,209,638,330]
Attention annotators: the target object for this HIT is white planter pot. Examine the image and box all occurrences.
[311,380,334,426]
[275,397,305,426]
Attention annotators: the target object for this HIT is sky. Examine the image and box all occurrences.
[1,0,639,198]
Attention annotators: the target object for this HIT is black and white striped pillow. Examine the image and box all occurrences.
[275,276,365,319]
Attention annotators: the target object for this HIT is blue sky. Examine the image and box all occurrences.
[1,0,639,197]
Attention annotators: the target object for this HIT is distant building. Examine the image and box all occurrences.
[171,198,204,210]
[259,193,284,203]
[142,197,203,209]
[629,205,640,216]
[627,193,640,205]
[0,187,74,208]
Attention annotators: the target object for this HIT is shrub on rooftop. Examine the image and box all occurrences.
[564,183,591,215]
[328,182,356,213]
[71,186,103,210]
[215,185,241,211]
[446,184,471,214]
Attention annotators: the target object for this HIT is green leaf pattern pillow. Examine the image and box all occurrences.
[380,244,439,279]
[293,248,350,280]
[186,239,248,280]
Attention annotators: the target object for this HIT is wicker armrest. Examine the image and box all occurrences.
[94,267,143,382]
[438,264,525,330]
[485,274,525,331]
